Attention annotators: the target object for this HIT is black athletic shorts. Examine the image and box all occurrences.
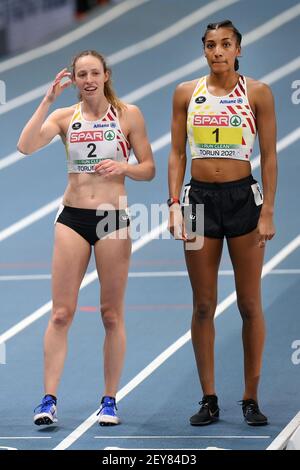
[182,175,263,239]
[54,205,130,245]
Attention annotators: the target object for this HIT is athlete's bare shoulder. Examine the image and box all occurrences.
[121,103,138,116]
[245,76,273,97]
[54,104,77,119]
[47,104,76,124]
[120,103,144,133]
[176,79,199,95]
[48,105,78,137]
[245,76,274,113]
[119,103,142,122]
[174,79,199,108]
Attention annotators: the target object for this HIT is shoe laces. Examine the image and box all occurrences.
[198,396,217,410]
[97,398,118,415]
[198,399,209,409]
[239,399,260,415]
[34,397,55,413]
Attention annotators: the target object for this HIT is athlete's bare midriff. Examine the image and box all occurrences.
[191,158,251,183]
[63,173,127,209]
[58,105,129,209]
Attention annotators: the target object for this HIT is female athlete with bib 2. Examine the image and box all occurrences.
[168,21,277,426]
[18,50,155,426]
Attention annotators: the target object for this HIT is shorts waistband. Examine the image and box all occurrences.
[63,205,122,215]
[190,175,255,189]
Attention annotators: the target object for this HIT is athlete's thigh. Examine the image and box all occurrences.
[52,223,91,307]
[227,229,265,297]
[94,228,131,308]
[184,237,224,299]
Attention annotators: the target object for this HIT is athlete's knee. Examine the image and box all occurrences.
[101,305,122,330]
[193,299,216,321]
[237,296,261,321]
[51,305,75,328]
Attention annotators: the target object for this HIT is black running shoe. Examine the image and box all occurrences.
[190,395,219,426]
[241,399,268,426]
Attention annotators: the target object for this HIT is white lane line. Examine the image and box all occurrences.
[270,269,300,274]
[1,123,299,243]
[0,220,167,345]
[1,47,299,171]
[267,412,300,450]
[0,299,53,345]
[123,3,300,103]
[260,56,300,85]
[0,151,26,171]
[251,126,300,171]
[1,269,299,281]
[1,2,299,119]
[0,197,62,243]
[0,437,51,439]
[0,136,60,171]
[286,421,300,450]
[0,275,52,281]
[108,0,239,65]
[0,0,151,73]
[94,435,270,439]
[53,234,300,450]
[0,0,238,117]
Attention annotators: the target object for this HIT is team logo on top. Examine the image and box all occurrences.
[72,122,81,130]
[70,131,103,143]
[230,115,242,126]
[104,130,115,141]
[193,115,229,126]
[195,96,206,104]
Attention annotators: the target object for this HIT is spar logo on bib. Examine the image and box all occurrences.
[230,115,242,127]
[70,131,103,143]
[104,130,115,141]
[193,115,229,127]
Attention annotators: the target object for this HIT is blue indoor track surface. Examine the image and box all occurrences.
[0,0,299,451]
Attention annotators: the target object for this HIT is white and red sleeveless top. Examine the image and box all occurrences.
[187,75,256,161]
[65,103,130,173]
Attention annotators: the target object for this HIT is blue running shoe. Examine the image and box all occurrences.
[97,396,120,426]
[34,395,58,425]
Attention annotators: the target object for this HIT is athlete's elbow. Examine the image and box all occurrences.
[147,163,155,181]
[17,142,32,155]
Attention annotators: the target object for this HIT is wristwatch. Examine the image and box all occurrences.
[167,197,180,207]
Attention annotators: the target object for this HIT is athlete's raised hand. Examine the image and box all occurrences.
[45,68,72,103]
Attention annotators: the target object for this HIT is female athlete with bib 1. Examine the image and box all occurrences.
[168,21,277,426]
[18,50,155,426]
